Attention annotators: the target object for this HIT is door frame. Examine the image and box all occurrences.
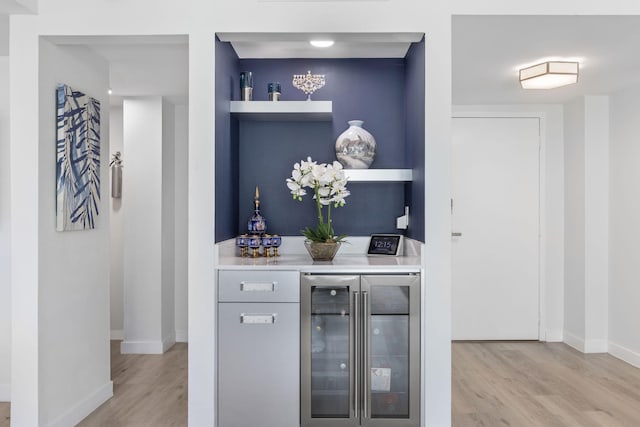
[451,111,546,341]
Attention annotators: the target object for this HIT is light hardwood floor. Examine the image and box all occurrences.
[3,341,640,426]
[78,340,187,426]
[0,402,7,427]
[453,341,640,426]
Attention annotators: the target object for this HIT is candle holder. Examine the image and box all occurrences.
[292,70,325,101]
[272,234,282,257]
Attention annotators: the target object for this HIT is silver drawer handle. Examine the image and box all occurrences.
[451,232,462,237]
[240,281,277,292]
[240,313,277,324]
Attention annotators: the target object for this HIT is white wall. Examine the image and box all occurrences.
[174,104,188,342]
[563,96,610,353]
[453,105,565,341]
[109,106,124,339]
[110,104,187,342]
[0,56,11,402]
[36,40,112,426]
[122,97,175,354]
[564,97,586,345]
[583,97,609,352]
[161,99,176,345]
[609,87,640,367]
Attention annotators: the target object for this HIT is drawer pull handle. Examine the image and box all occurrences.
[240,281,277,292]
[240,313,277,324]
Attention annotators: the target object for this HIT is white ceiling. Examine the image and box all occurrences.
[50,35,189,107]
[453,15,640,105]
[14,18,640,108]
[217,32,423,58]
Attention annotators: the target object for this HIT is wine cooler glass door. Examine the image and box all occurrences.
[361,275,420,427]
[301,275,360,427]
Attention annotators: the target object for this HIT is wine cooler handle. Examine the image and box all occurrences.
[353,291,359,418]
[363,291,370,419]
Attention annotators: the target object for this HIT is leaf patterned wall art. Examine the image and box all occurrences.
[56,83,101,231]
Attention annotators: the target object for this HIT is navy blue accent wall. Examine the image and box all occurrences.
[235,58,408,237]
[404,38,425,242]
[215,38,240,242]
[238,59,407,168]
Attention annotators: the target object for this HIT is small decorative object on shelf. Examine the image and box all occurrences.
[271,234,282,257]
[286,157,350,261]
[248,186,267,234]
[292,70,325,101]
[268,82,281,101]
[335,120,377,169]
[109,151,123,198]
[235,188,282,258]
[240,71,253,101]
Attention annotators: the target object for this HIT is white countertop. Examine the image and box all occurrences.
[217,254,422,273]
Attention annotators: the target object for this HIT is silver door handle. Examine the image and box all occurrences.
[353,291,359,418]
[362,291,369,419]
[451,232,462,237]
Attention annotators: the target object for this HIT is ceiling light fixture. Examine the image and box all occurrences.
[108,88,113,95]
[309,40,334,48]
[519,61,579,89]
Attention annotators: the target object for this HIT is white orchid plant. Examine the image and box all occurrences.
[286,157,351,243]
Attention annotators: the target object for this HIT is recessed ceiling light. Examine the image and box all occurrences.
[108,88,113,95]
[310,40,334,48]
[519,61,579,89]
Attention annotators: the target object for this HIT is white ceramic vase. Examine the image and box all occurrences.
[335,120,376,169]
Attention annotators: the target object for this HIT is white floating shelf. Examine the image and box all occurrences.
[230,100,332,121]
[344,169,413,182]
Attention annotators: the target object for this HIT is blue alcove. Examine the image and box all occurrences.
[214,35,425,243]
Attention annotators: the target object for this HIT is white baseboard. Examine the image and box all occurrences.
[564,331,608,353]
[564,330,585,352]
[110,329,124,340]
[544,329,563,342]
[121,340,165,354]
[46,381,112,427]
[609,341,640,368]
[163,333,176,352]
[175,329,188,343]
[121,333,176,354]
[584,339,608,354]
[0,383,10,402]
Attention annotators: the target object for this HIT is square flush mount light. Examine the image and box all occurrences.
[519,61,579,89]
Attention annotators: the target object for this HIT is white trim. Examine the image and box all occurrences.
[564,330,585,352]
[46,381,112,427]
[163,333,176,352]
[544,329,563,342]
[121,340,165,354]
[176,329,188,343]
[584,339,608,354]
[0,383,10,402]
[609,341,640,368]
[452,111,547,341]
[110,329,124,340]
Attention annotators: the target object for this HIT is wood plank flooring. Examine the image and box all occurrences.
[0,401,8,427]
[2,341,640,426]
[453,341,640,426]
[78,340,187,426]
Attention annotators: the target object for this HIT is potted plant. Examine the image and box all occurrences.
[286,157,350,261]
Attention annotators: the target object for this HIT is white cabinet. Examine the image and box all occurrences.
[217,269,300,427]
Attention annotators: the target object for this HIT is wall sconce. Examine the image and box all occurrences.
[519,61,579,89]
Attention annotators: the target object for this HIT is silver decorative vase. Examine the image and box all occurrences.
[304,241,341,261]
[335,120,376,169]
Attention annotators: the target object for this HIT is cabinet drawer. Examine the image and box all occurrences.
[218,270,299,302]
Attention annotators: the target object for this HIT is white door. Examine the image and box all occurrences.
[452,117,540,340]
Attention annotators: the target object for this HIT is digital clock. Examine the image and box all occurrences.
[367,234,404,256]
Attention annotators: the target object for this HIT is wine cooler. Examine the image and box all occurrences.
[301,274,420,427]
